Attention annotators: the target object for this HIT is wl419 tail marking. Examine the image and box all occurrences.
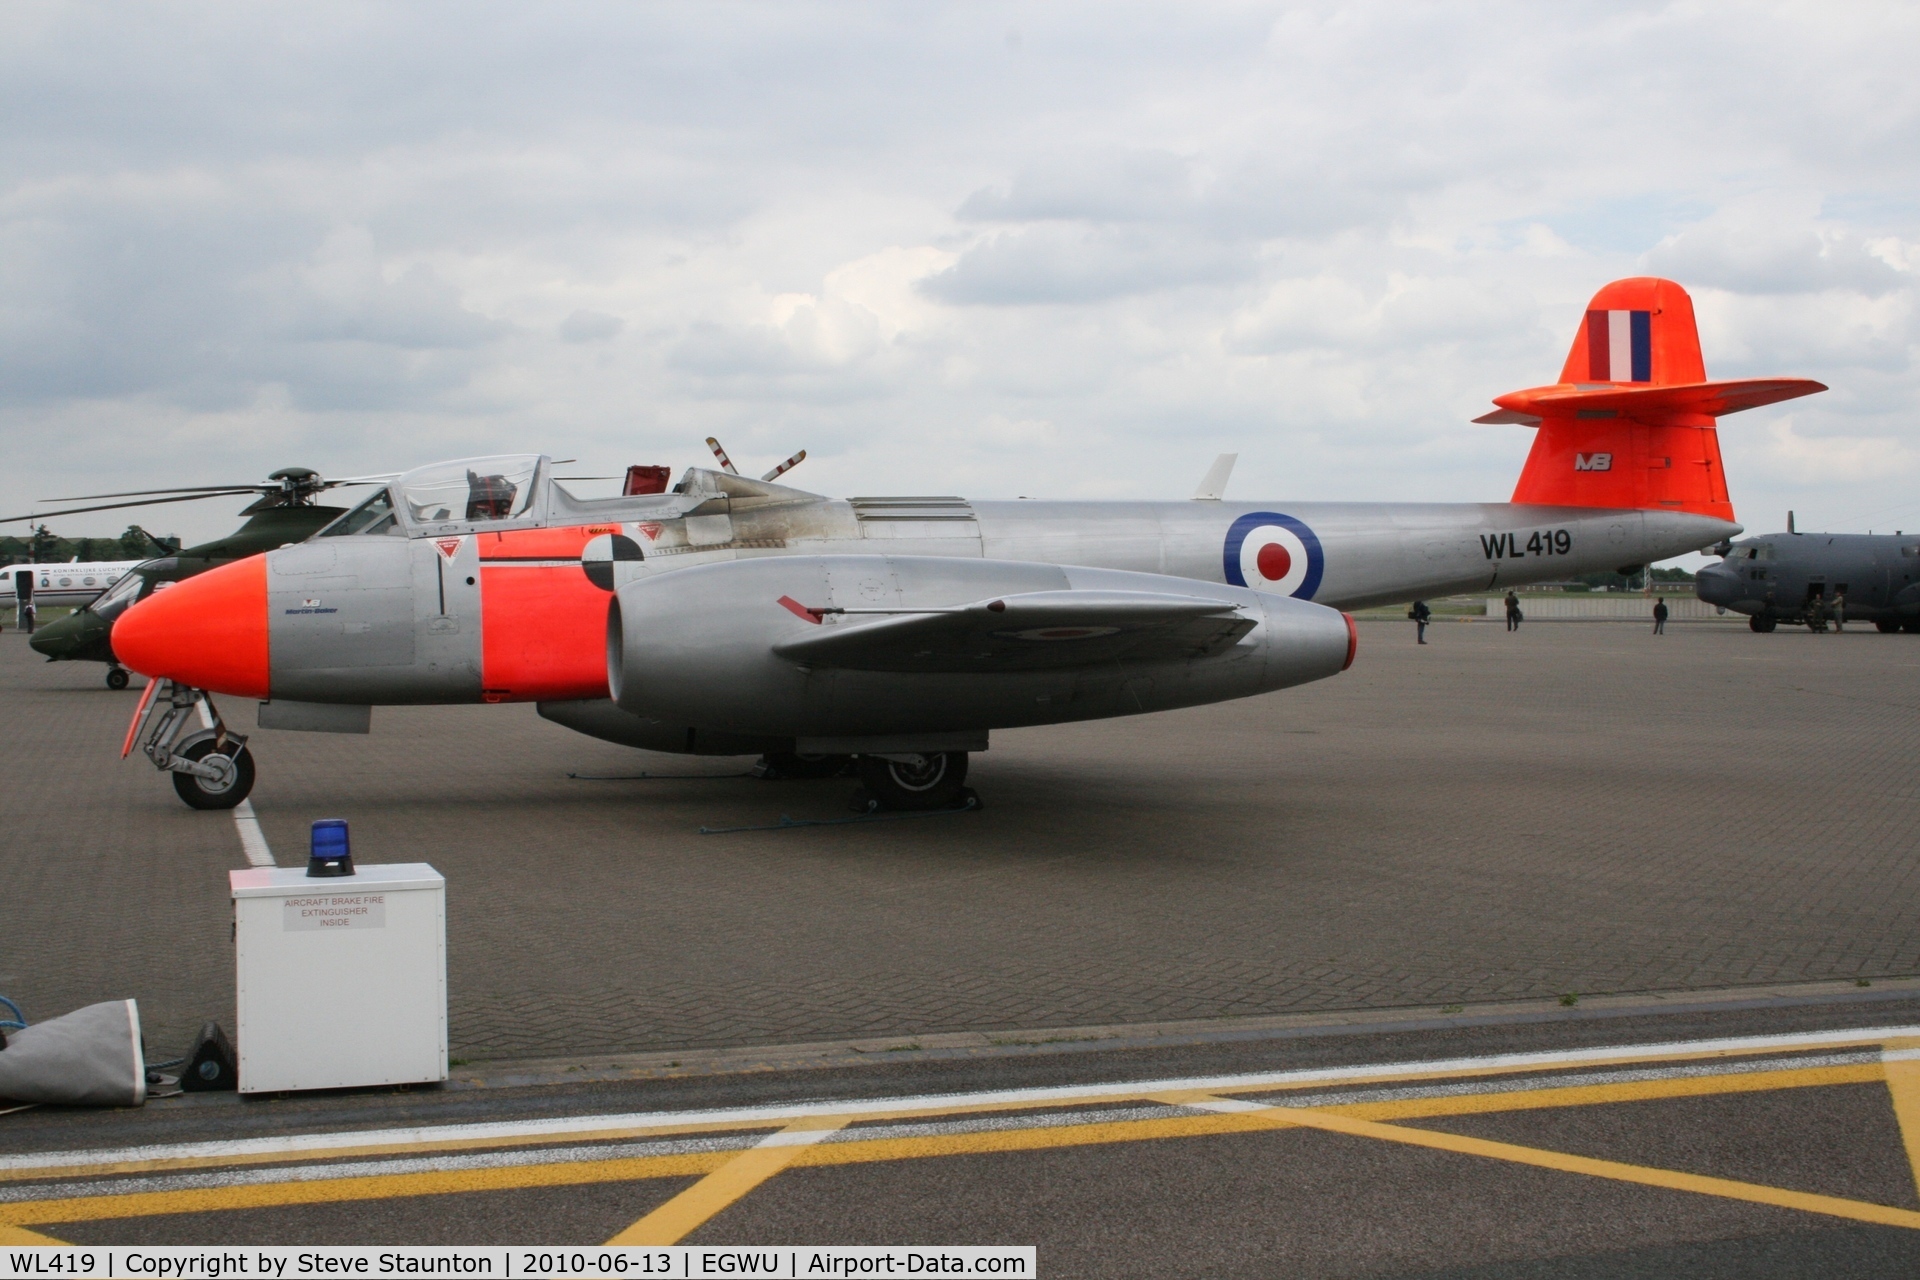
[1481,529,1573,560]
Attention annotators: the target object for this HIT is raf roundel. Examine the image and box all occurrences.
[1223,511,1325,599]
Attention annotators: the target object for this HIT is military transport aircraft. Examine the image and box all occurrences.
[1695,517,1920,632]
[5,469,388,687]
[110,277,1824,811]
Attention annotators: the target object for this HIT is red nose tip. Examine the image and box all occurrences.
[113,555,270,698]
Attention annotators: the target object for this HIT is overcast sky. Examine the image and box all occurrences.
[4,2,1917,550]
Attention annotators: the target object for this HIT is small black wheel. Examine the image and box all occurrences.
[106,667,130,690]
[1906,621,1920,634]
[856,751,969,810]
[1878,620,1902,633]
[1749,615,1777,633]
[172,738,256,810]
[759,751,853,780]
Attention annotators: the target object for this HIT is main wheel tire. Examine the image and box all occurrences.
[171,738,256,810]
[1878,620,1902,633]
[105,667,130,690]
[760,751,853,780]
[1749,615,1777,633]
[856,751,969,810]
[1906,621,1920,634]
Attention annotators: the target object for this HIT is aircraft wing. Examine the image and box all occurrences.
[771,589,1257,673]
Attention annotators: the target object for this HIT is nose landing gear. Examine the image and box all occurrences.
[127,679,257,809]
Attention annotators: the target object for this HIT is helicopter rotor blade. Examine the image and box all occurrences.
[317,474,400,487]
[0,490,263,524]
[40,483,275,501]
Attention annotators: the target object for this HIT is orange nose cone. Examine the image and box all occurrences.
[113,555,270,698]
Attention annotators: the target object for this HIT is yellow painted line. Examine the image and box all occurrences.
[1882,1038,1920,1197]
[607,1116,851,1245]
[5,1036,1898,1186]
[1179,1095,1920,1232]
[0,1225,68,1245]
[0,1062,1890,1232]
[0,1154,721,1228]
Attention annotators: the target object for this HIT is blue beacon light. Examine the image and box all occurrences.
[308,819,355,878]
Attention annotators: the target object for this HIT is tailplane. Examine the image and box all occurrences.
[1477,278,1825,521]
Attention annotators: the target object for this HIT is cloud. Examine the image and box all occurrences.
[1752,416,1918,485]
[558,309,624,343]
[1645,196,1909,297]
[1,2,1918,544]
[922,225,1250,305]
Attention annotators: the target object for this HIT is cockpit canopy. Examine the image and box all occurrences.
[400,456,541,524]
[320,454,545,538]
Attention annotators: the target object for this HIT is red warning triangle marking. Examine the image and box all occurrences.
[436,538,463,559]
[636,523,663,542]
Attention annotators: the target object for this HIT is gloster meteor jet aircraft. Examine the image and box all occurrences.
[112,278,1822,810]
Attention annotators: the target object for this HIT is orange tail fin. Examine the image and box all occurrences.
[1478,278,1825,521]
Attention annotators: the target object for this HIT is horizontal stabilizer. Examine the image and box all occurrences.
[772,589,1255,672]
[1478,378,1827,426]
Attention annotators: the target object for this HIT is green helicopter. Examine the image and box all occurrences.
[6,468,392,688]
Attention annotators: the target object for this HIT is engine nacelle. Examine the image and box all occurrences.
[607,555,1353,741]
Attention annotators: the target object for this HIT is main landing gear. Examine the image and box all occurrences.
[106,667,130,690]
[854,751,972,811]
[752,748,978,811]
[129,679,257,810]
[1749,615,1777,632]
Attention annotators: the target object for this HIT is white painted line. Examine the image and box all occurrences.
[14,1052,1891,1199]
[232,801,275,868]
[758,1125,847,1149]
[194,699,274,867]
[4,1024,1915,1178]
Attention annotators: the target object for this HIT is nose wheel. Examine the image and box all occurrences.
[106,667,130,690]
[171,737,257,810]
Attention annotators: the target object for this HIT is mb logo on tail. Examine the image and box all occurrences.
[1574,453,1613,471]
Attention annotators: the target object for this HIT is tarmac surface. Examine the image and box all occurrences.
[5,618,1920,1063]
[8,615,1920,1270]
[9,999,1920,1275]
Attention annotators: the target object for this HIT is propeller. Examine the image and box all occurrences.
[2,467,398,524]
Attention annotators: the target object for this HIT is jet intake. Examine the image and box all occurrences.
[606,555,1351,739]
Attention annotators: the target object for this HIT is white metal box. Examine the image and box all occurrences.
[230,863,447,1093]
